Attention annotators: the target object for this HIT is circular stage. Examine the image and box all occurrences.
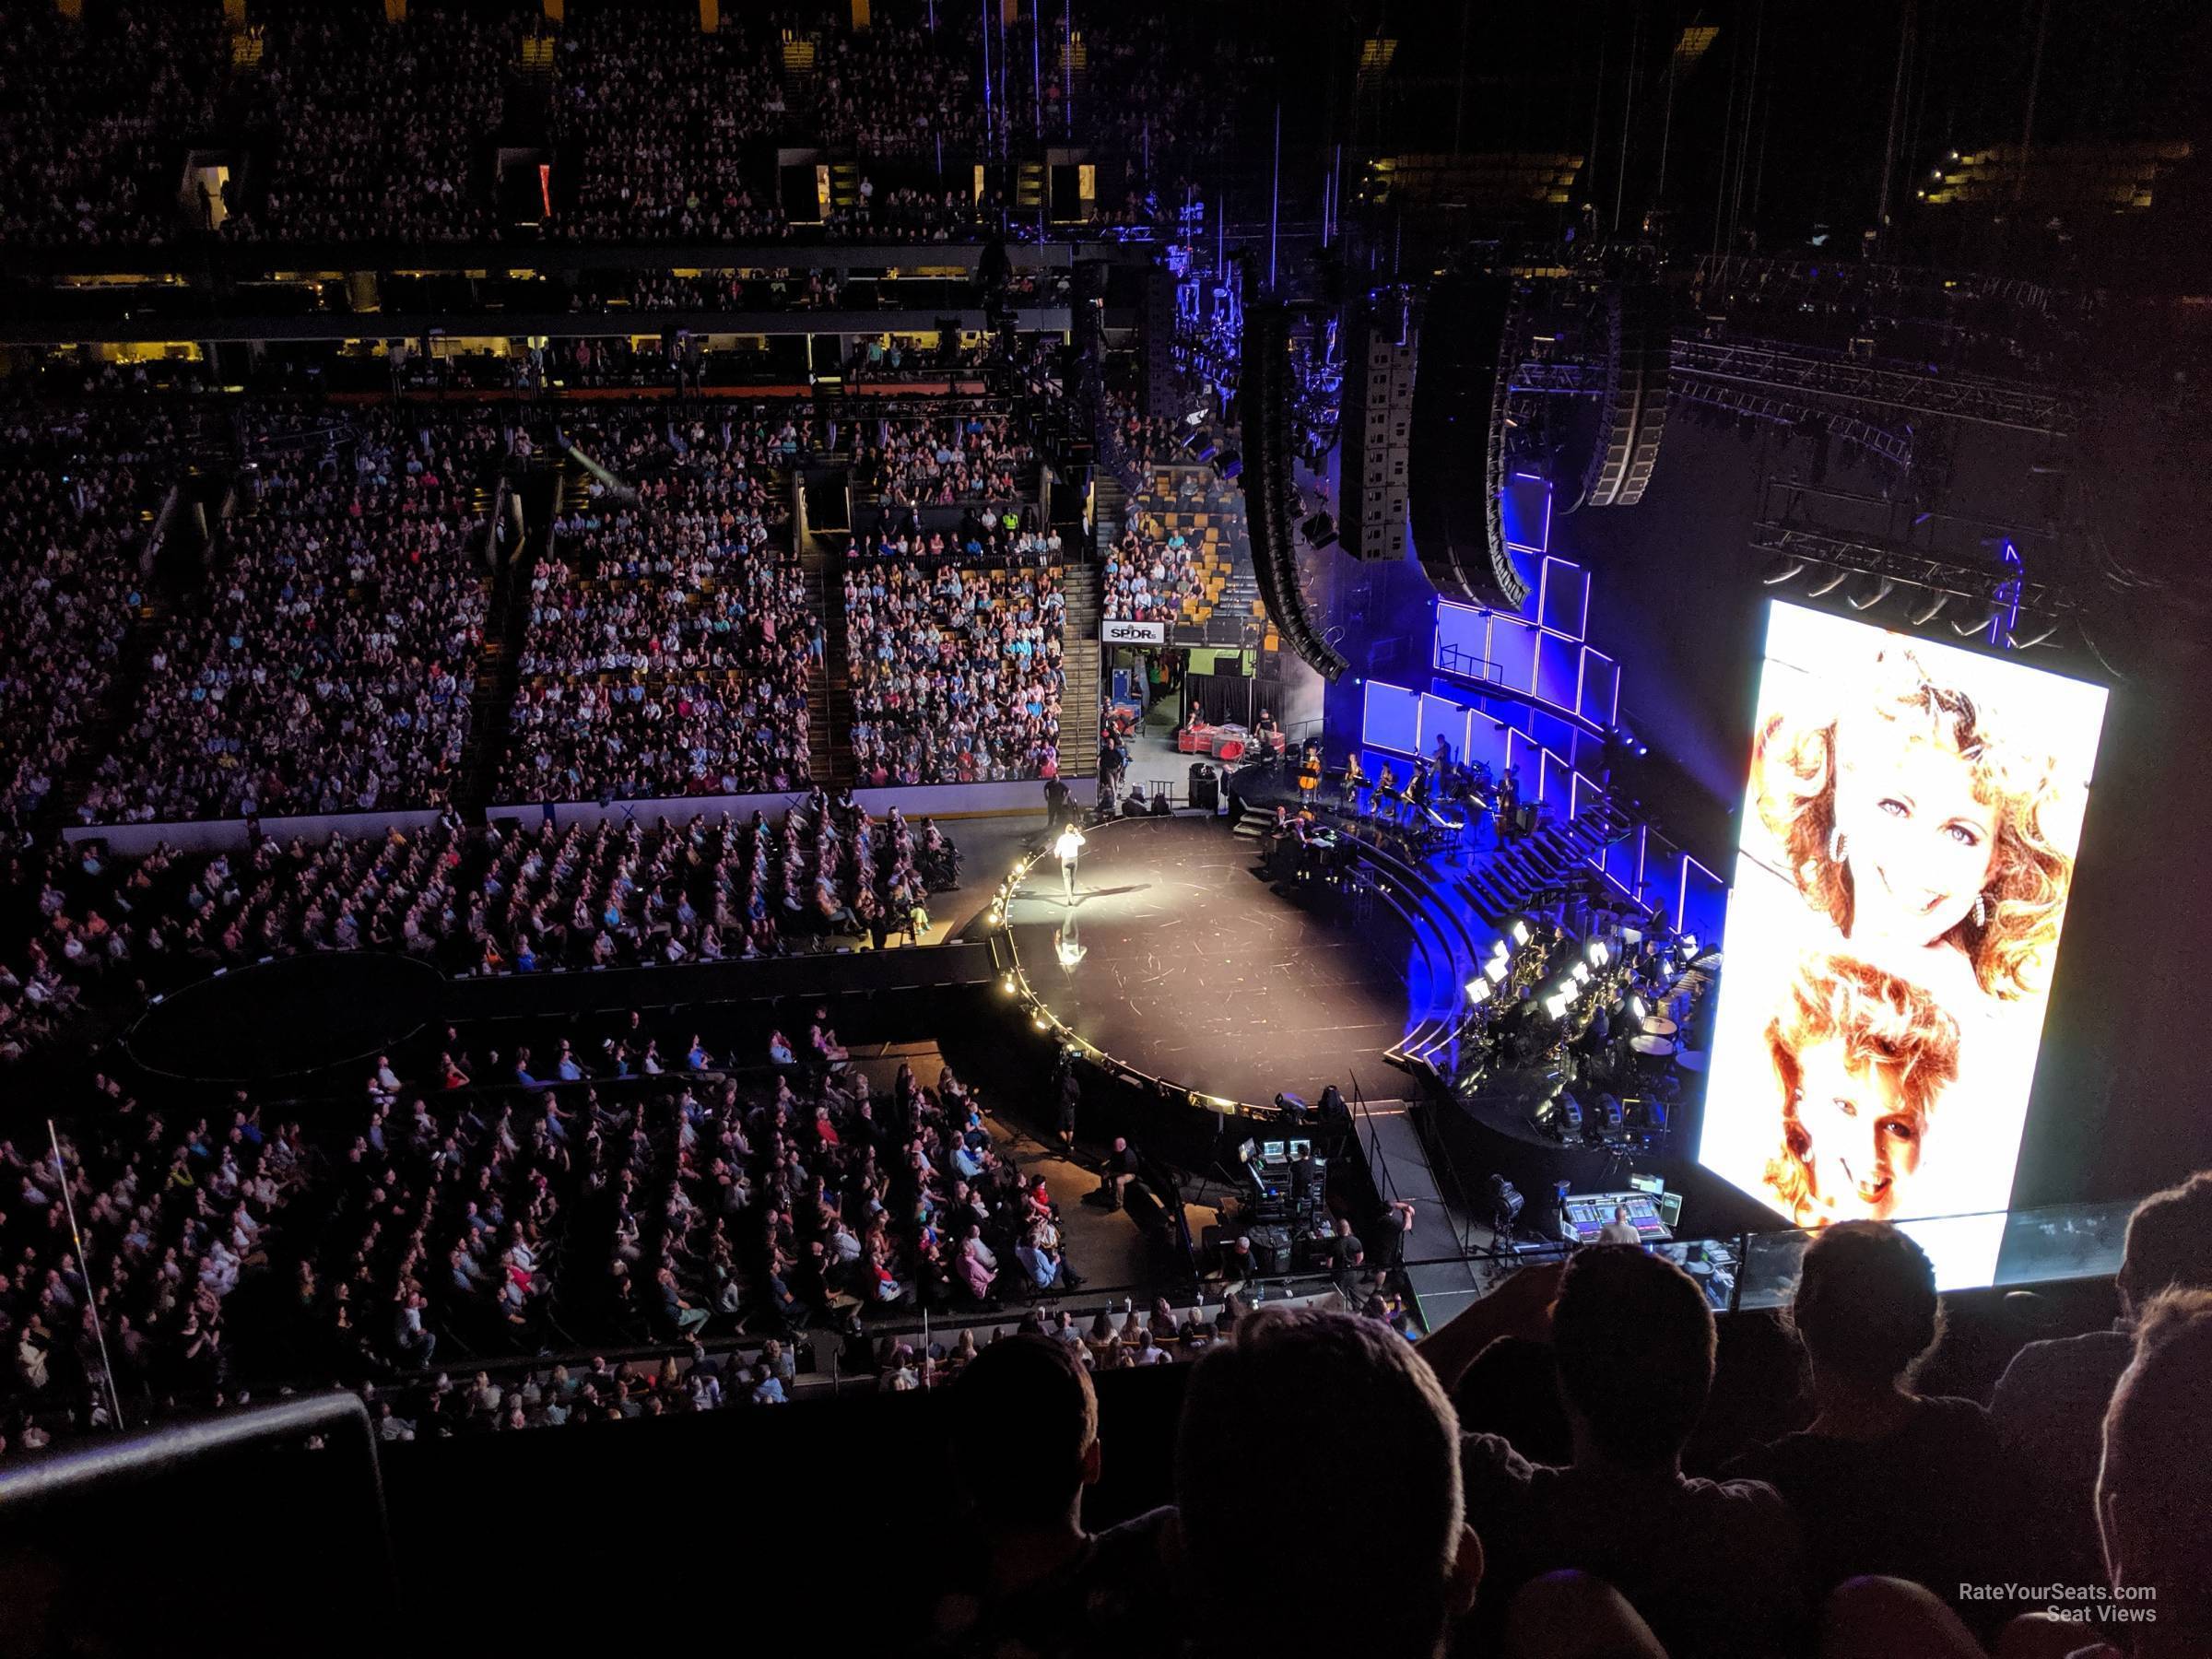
[125,952,446,1084]
[1004,816,1414,1110]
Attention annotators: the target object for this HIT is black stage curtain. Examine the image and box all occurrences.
[1188,672,1282,725]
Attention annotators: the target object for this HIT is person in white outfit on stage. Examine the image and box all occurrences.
[1055,822,1087,904]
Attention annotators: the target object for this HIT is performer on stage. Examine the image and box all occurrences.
[1297,739,1323,806]
[1342,748,1368,811]
[1054,821,1087,904]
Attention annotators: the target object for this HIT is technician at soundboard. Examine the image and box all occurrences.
[1598,1204,1643,1246]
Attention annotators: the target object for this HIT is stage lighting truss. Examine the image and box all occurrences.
[1671,335,2075,438]
[1749,519,2081,648]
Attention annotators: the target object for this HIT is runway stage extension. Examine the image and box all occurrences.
[1005,816,1413,1110]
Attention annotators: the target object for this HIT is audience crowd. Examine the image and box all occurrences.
[220,2,517,245]
[0,2,1260,253]
[1100,524,1202,624]
[0,1,221,249]
[81,408,500,824]
[855,406,1032,508]
[500,410,814,804]
[2,794,962,1067]
[845,546,1065,786]
[544,3,784,244]
[0,1011,1096,1441]
[0,407,169,838]
[1100,465,1249,624]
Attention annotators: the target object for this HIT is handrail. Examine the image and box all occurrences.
[1347,1076,1400,1211]
[0,1393,397,1636]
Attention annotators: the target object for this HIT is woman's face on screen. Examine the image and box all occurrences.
[1792,1039,1924,1219]
[1836,725,1999,951]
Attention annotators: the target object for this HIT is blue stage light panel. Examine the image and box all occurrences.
[1575,647,1620,728]
[1502,474,1552,556]
[1360,679,1423,755]
[1432,600,1498,679]
[1536,557,1590,641]
[1417,694,1473,765]
[1535,629,1582,714]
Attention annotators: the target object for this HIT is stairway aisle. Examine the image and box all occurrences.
[1058,560,1099,781]
[1091,471,1127,552]
[45,590,171,839]
[46,469,227,835]
[453,466,559,823]
[815,536,856,791]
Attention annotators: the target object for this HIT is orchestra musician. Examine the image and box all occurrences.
[1342,749,1368,812]
[1297,739,1323,806]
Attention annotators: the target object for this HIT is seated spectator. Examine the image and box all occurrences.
[1725,1221,2027,1636]
[1993,1169,2212,1588]
[1430,1249,1806,1658]
[1174,1307,1481,1659]
[2077,1288,2212,1658]
[929,1334,1171,1655]
[0,3,224,249]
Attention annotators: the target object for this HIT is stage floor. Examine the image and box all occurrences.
[1006,815,1414,1109]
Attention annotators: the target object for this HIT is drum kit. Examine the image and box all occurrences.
[1631,1012,1677,1052]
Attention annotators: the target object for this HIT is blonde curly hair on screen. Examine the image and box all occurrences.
[1762,954,1962,1227]
[1751,638,2076,1000]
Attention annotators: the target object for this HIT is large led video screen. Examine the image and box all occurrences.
[1697,602,2108,1277]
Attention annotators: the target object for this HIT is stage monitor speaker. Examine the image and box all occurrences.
[1581,279,1672,508]
[1408,272,1528,609]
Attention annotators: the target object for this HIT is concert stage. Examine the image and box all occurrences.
[1002,816,1417,1111]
